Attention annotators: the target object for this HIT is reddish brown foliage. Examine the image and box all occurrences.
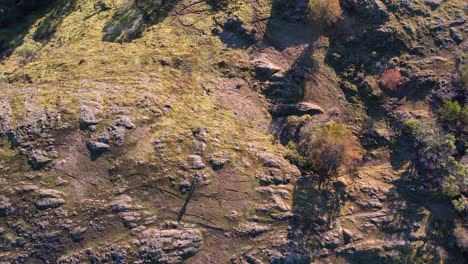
[379,69,402,90]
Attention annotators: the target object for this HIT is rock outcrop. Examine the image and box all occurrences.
[57,225,203,264]
[271,102,324,118]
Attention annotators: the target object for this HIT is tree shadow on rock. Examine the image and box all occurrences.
[267,46,312,104]
[102,0,180,43]
[377,134,465,263]
[290,175,344,248]
[389,134,415,171]
[0,0,57,59]
[379,176,466,263]
[323,4,407,122]
[264,0,318,51]
[32,0,79,42]
[216,15,256,49]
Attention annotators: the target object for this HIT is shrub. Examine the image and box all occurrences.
[0,72,8,83]
[439,100,468,127]
[379,69,402,90]
[461,106,468,126]
[404,120,456,177]
[284,141,306,168]
[306,0,342,27]
[300,121,362,181]
[461,65,468,88]
[442,175,460,198]
[440,100,461,123]
[402,119,465,212]
[403,118,419,135]
[15,40,41,63]
[452,197,466,213]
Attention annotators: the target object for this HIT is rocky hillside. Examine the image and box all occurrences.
[0,0,466,263]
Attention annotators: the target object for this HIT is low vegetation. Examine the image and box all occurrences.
[452,197,466,213]
[403,119,456,175]
[284,141,306,168]
[15,40,42,64]
[297,121,362,184]
[461,64,468,88]
[439,100,468,128]
[306,0,342,28]
[379,69,402,91]
[442,175,460,198]
[402,118,466,213]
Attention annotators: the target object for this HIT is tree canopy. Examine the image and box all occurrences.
[300,121,362,181]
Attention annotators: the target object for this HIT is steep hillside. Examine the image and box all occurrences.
[0,0,466,263]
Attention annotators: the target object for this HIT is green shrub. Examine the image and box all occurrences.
[403,118,420,135]
[405,121,456,176]
[444,134,456,153]
[440,100,461,123]
[284,141,306,168]
[439,100,468,127]
[0,72,8,83]
[461,65,468,88]
[460,105,468,126]
[452,197,466,213]
[448,157,467,181]
[442,175,460,198]
[15,40,41,63]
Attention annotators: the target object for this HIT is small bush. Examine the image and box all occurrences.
[379,69,402,90]
[306,0,342,27]
[300,121,362,181]
[461,65,468,88]
[0,72,8,83]
[452,197,466,213]
[440,100,461,123]
[284,141,306,168]
[15,40,41,63]
[403,118,419,135]
[439,100,468,127]
[448,157,468,182]
[442,175,460,198]
[461,106,468,126]
[402,118,465,212]
[404,121,456,176]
